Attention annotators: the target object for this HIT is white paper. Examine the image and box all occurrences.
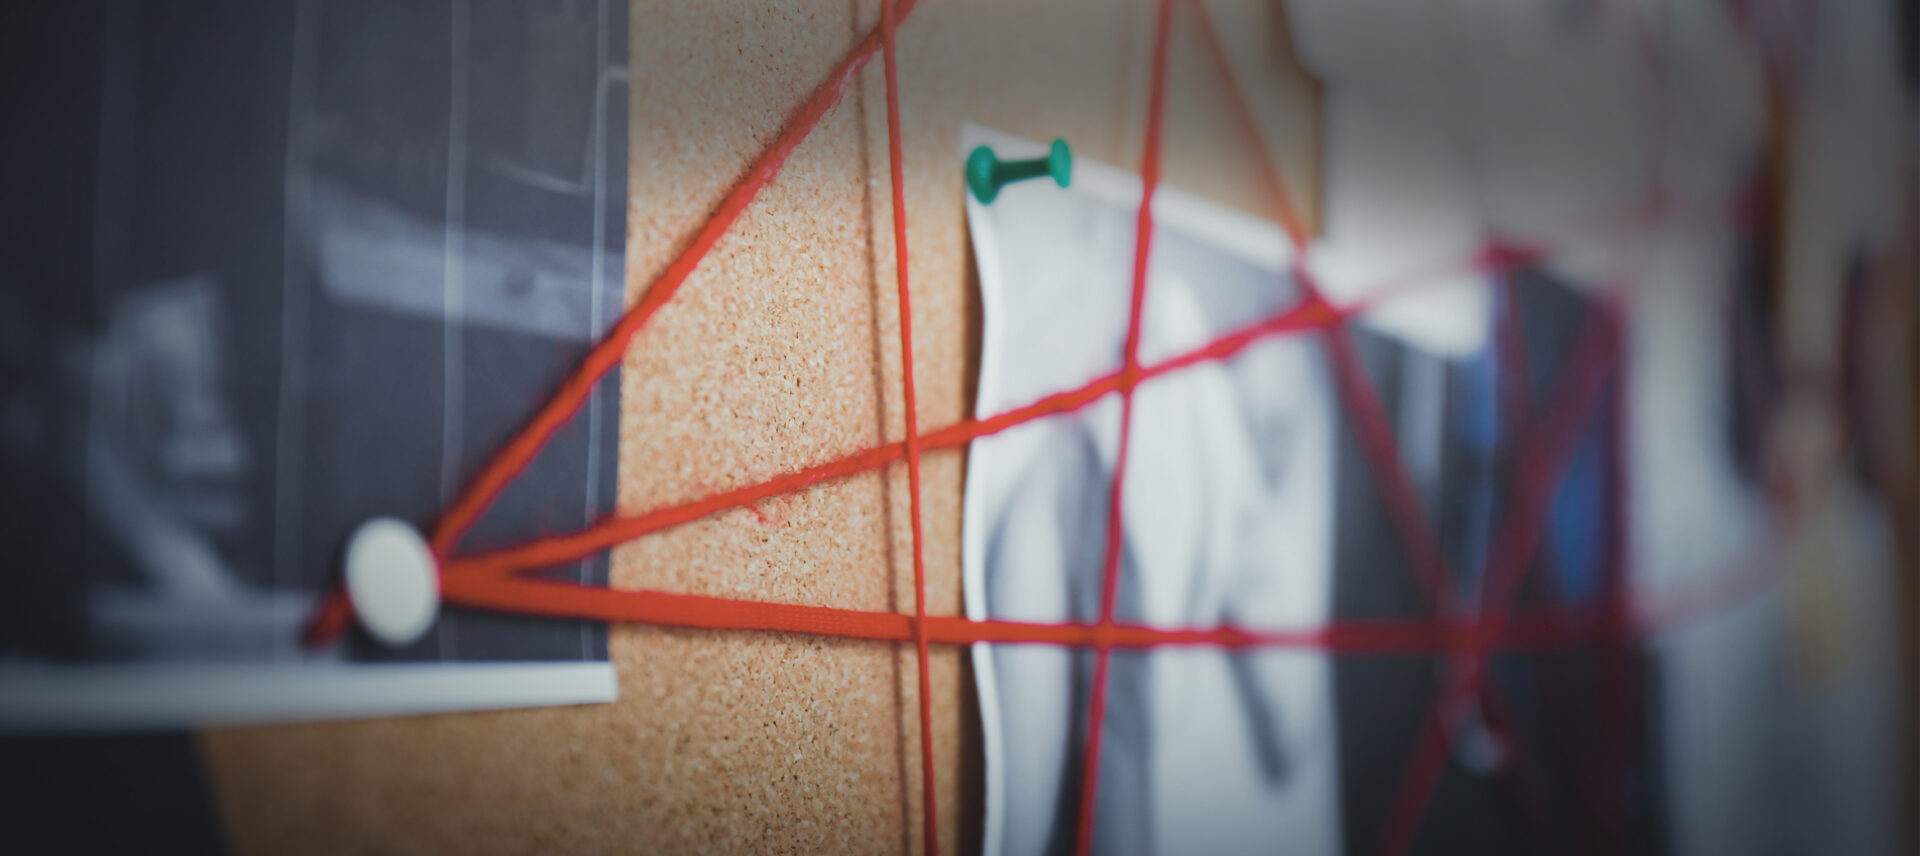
[962,125,1342,856]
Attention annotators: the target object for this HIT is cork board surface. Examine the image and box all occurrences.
[197,1,1320,853]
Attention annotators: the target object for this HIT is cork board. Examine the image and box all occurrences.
[196,1,1320,853]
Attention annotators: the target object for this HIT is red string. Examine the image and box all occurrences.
[1373,706,1456,856]
[1476,306,1622,629]
[876,0,941,850]
[287,1,1791,851]
[1185,0,1309,249]
[435,569,1607,651]
[1189,19,1534,830]
[1371,303,1623,856]
[302,0,930,648]
[422,0,927,564]
[1073,2,1174,852]
[433,551,1771,653]
[1318,314,1462,614]
[1470,270,1541,830]
[1187,0,1462,622]
[425,197,1674,589]
[438,297,1343,582]
[1185,29,1480,849]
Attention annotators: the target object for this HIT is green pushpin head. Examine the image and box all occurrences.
[966,139,1072,204]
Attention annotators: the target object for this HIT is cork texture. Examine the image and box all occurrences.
[197,1,1320,853]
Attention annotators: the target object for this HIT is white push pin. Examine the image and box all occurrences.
[343,517,440,647]
[1451,703,1510,776]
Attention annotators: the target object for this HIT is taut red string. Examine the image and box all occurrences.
[1371,302,1624,856]
[304,0,931,650]
[291,2,1791,853]
[876,0,941,850]
[431,195,1683,596]
[424,0,928,563]
[1073,2,1175,853]
[1185,0,1310,250]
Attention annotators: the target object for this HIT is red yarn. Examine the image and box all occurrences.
[424,0,928,563]
[1073,2,1174,852]
[288,2,1785,854]
[1187,0,1310,250]
[435,296,1342,583]
[1370,305,1622,855]
[1373,707,1457,856]
[436,570,1698,653]
[876,0,941,849]
[1320,315,1463,614]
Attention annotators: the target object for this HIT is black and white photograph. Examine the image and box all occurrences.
[0,0,628,728]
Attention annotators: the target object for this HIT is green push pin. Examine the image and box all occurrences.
[966,139,1072,204]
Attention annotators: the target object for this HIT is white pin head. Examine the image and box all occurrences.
[343,517,440,647]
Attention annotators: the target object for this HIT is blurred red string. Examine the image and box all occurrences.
[1073,1,1175,852]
